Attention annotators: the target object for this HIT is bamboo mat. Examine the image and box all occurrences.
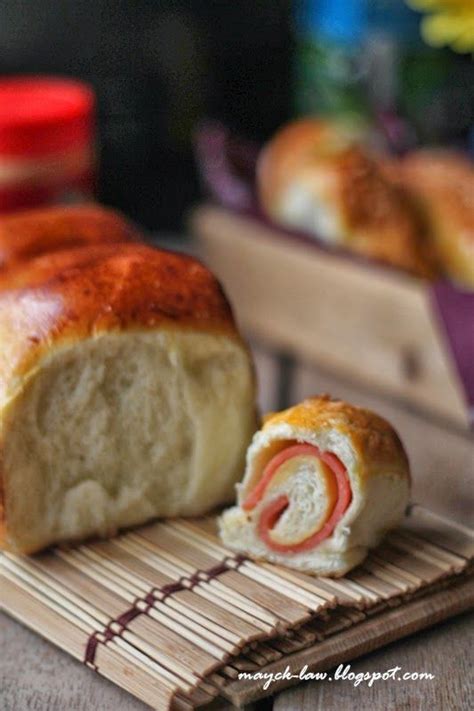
[1,505,473,710]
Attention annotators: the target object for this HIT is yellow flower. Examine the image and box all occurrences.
[406,0,474,52]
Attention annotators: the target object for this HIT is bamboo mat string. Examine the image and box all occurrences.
[81,552,247,669]
[1,505,473,710]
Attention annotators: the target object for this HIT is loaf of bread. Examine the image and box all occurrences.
[257,119,435,278]
[0,204,139,269]
[385,151,474,288]
[0,241,256,554]
[220,395,410,577]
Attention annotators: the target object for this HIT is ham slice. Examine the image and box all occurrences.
[243,443,352,553]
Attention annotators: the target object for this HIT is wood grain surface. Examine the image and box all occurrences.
[222,577,474,707]
[0,613,148,711]
[1,610,472,710]
[273,612,474,711]
[193,205,469,428]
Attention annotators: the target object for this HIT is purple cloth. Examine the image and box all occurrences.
[431,283,474,425]
[195,122,474,426]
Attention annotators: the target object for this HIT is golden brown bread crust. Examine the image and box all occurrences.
[221,393,410,576]
[0,204,140,269]
[334,148,435,277]
[257,119,436,279]
[0,242,241,402]
[257,119,347,211]
[261,395,410,486]
[0,241,253,551]
[389,151,474,288]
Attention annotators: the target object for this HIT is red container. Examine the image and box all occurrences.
[0,77,96,212]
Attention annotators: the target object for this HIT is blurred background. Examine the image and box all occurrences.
[0,0,472,231]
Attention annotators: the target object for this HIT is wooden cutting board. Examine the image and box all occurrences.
[192,204,469,430]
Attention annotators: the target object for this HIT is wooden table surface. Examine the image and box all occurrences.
[1,339,473,710]
[1,610,472,710]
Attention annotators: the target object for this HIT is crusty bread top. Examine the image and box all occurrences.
[0,243,241,400]
[261,395,410,483]
[257,118,355,211]
[0,204,139,269]
[399,151,474,246]
[382,150,474,287]
[257,119,435,279]
[331,148,435,277]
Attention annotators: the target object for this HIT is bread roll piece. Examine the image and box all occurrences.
[0,242,256,554]
[257,119,435,278]
[387,151,474,288]
[220,396,410,577]
[0,204,139,269]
